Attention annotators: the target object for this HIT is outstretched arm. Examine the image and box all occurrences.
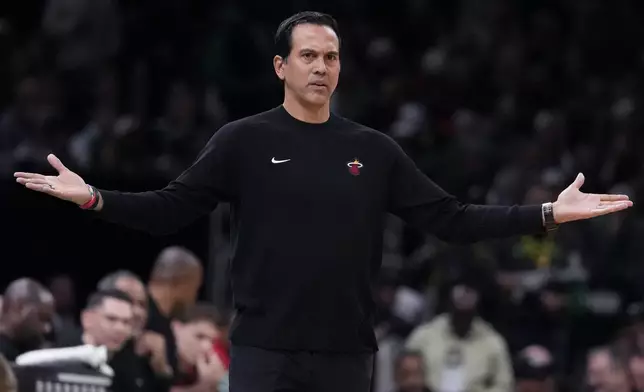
[387,142,632,243]
[15,124,239,236]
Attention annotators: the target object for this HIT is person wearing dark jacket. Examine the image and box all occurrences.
[15,11,633,392]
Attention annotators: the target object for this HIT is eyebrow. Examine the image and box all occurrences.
[299,49,340,56]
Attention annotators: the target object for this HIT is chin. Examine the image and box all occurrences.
[304,95,330,107]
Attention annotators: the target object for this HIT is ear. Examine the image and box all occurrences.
[81,310,93,330]
[273,55,286,81]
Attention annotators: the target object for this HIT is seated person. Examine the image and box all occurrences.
[172,304,228,392]
[0,278,55,361]
[67,289,171,392]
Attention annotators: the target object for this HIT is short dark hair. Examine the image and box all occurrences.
[97,270,141,291]
[175,303,231,328]
[274,11,340,59]
[85,290,133,311]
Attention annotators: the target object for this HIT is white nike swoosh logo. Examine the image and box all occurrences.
[272,157,291,164]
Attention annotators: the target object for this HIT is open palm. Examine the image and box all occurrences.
[553,173,633,223]
[14,154,92,205]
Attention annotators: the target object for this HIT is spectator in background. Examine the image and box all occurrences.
[0,353,17,392]
[0,278,55,361]
[97,270,148,336]
[392,351,429,392]
[171,303,228,392]
[586,346,631,392]
[146,246,203,377]
[406,279,512,392]
[514,345,556,392]
[71,289,171,392]
[97,270,174,387]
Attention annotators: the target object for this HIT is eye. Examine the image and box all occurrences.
[326,53,338,61]
[302,52,315,60]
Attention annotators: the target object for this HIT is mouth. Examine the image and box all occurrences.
[309,82,328,89]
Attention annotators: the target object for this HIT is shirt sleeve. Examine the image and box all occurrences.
[386,140,544,243]
[95,123,239,236]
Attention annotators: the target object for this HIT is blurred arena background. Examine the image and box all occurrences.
[1,0,644,391]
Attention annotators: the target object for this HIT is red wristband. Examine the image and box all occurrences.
[79,185,97,210]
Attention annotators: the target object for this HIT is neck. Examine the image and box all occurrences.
[282,94,330,124]
[148,284,174,317]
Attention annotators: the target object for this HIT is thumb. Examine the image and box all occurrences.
[572,172,585,189]
[47,154,68,173]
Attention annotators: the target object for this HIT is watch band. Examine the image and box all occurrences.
[542,202,558,232]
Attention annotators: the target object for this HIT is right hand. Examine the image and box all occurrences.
[196,352,226,386]
[14,154,92,205]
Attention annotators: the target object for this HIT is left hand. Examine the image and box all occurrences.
[552,173,633,224]
[136,331,173,377]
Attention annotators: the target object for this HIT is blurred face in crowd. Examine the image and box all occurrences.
[114,277,148,336]
[3,291,55,348]
[587,350,630,392]
[170,273,202,318]
[629,355,644,391]
[82,298,133,352]
[449,284,479,338]
[274,23,340,109]
[395,354,426,392]
[173,319,219,366]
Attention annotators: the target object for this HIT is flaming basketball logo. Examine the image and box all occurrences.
[347,158,363,176]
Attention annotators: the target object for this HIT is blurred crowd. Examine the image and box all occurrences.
[2,0,644,391]
[0,246,231,391]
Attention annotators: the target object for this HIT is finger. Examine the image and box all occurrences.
[16,177,49,186]
[598,200,633,208]
[598,194,631,202]
[590,202,632,216]
[14,172,47,180]
[572,172,585,189]
[47,154,68,173]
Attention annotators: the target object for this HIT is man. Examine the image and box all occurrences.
[0,278,55,361]
[72,289,171,392]
[14,11,633,392]
[514,345,556,392]
[97,270,149,336]
[586,346,631,392]
[405,281,513,392]
[97,270,174,384]
[392,351,429,392]
[171,304,228,391]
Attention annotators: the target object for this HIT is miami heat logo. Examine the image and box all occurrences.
[347,158,363,176]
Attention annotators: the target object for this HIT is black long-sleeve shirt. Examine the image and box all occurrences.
[96,106,544,352]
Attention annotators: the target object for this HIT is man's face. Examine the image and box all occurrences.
[174,320,219,365]
[395,355,426,392]
[83,298,133,351]
[171,273,202,316]
[114,277,148,335]
[14,299,54,344]
[587,351,630,392]
[449,285,478,337]
[274,23,340,108]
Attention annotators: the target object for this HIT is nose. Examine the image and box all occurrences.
[312,58,327,75]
